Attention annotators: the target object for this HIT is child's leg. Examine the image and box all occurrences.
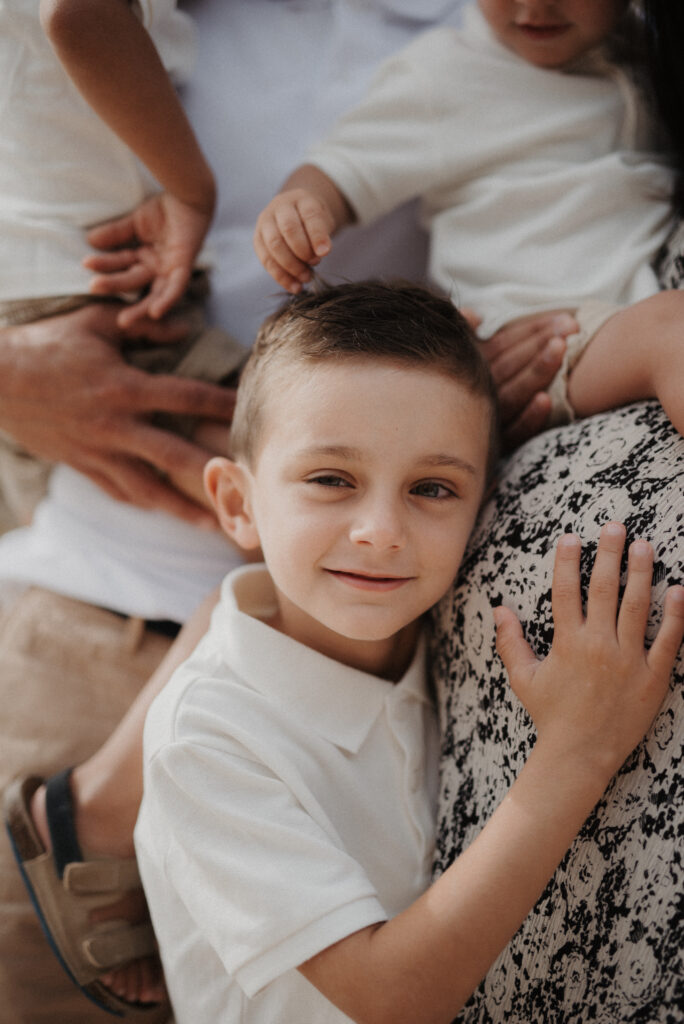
[30,588,217,860]
[567,290,684,435]
[7,589,217,1010]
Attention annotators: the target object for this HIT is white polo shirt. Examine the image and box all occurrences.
[135,564,439,1023]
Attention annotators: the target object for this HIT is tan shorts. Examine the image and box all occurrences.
[546,300,623,426]
[0,587,174,1023]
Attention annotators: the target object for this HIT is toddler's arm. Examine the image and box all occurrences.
[254,164,355,293]
[298,524,684,1024]
[566,290,684,436]
[40,0,216,327]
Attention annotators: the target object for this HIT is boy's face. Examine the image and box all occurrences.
[478,0,627,68]
[212,359,491,677]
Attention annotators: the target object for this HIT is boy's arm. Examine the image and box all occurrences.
[299,526,684,1024]
[566,290,684,436]
[40,0,215,324]
[254,164,355,294]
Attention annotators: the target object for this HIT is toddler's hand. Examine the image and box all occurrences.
[84,192,213,329]
[254,189,333,294]
[481,310,577,449]
[494,523,684,782]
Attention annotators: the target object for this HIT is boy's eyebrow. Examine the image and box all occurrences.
[296,444,362,460]
[295,445,478,475]
[423,454,478,476]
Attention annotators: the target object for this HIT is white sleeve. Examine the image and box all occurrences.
[306,32,453,225]
[132,0,195,83]
[144,740,387,998]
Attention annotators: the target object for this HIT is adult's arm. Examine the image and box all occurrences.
[0,303,235,525]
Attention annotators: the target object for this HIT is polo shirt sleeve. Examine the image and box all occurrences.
[144,738,388,998]
[306,30,451,225]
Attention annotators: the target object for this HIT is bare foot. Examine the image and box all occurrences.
[30,782,166,1006]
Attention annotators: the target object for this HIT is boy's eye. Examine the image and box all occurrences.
[411,480,456,499]
[307,474,352,488]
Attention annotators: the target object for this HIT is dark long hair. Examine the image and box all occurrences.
[641,0,684,214]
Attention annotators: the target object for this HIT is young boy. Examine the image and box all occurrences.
[254,0,683,437]
[134,281,683,1023]
[0,0,246,520]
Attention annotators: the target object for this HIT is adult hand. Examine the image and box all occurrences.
[480,311,578,450]
[0,303,236,525]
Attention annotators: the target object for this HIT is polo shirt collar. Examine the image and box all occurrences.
[214,564,429,754]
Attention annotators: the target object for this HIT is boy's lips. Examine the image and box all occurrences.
[324,568,414,592]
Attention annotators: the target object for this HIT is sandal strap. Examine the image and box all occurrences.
[64,856,142,894]
[82,920,158,971]
[45,767,82,878]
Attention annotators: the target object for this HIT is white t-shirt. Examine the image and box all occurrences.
[0,0,470,621]
[308,4,674,336]
[135,564,439,1023]
[0,0,195,301]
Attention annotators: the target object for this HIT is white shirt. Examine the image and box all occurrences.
[136,564,439,1023]
[0,0,469,621]
[308,4,674,336]
[0,0,195,301]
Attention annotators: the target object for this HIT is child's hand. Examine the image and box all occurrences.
[480,310,577,449]
[254,189,333,294]
[494,523,684,782]
[84,192,213,329]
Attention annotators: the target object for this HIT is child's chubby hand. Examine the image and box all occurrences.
[494,522,684,784]
[254,188,334,294]
[84,191,214,329]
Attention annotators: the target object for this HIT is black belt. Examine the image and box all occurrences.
[107,608,182,639]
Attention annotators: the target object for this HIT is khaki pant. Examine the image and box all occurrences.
[0,588,173,1024]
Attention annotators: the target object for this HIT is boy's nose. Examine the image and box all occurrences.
[349,499,406,550]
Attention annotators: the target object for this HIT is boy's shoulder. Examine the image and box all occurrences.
[143,563,428,768]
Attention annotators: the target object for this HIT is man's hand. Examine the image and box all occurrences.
[481,311,577,449]
[0,303,236,525]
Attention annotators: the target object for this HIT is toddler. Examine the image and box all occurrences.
[255,0,683,436]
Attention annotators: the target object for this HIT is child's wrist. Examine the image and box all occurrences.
[184,170,217,217]
[528,737,618,803]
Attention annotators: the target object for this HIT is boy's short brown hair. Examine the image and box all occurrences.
[231,280,499,479]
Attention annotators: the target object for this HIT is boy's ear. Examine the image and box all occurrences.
[204,457,261,551]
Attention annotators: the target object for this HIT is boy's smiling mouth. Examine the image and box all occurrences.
[324,569,415,591]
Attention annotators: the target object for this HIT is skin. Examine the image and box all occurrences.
[202,357,684,1024]
[206,360,492,679]
[478,0,629,69]
[41,0,216,327]
[0,304,235,524]
[480,310,578,446]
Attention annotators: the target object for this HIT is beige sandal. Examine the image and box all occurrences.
[4,771,169,1021]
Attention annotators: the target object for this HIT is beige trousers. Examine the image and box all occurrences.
[0,588,173,1024]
